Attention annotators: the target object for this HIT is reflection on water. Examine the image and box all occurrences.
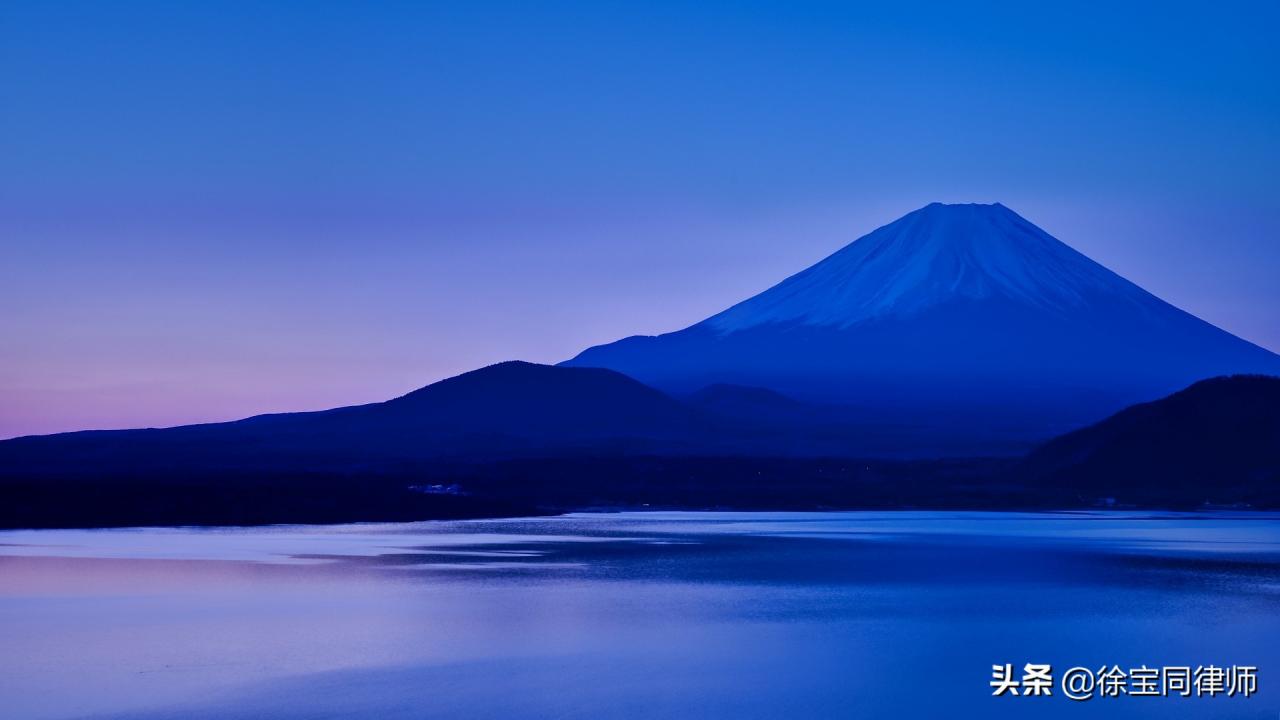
[1,512,1278,719]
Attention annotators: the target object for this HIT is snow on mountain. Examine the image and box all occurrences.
[704,203,1160,332]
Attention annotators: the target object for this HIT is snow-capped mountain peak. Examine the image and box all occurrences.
[704,202,1154,332]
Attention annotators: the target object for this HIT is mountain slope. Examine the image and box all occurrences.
[1019,375,1280,506]
[0,362,718,479]
[564,203,1280,435]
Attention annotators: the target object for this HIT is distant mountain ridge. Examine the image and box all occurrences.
[564,203,1280,435]
[0,362,720,477]
[3,365,1279,527]
[0,357,1056,490]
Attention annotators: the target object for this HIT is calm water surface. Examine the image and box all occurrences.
[1,511,1278,719]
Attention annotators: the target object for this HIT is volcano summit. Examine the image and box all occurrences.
[565,202,1280,435]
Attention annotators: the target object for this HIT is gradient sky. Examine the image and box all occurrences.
[2,0,1278,438]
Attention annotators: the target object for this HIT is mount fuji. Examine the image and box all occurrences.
[5,202,1280,525]
[564,202,1280,436]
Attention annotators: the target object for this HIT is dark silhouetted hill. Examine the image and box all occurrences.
[0,362,727,480]
[1019,375,1280,507]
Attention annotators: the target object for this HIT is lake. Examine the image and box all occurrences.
[1,512,1278,719]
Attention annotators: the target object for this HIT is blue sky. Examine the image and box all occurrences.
[2,0,1278,436]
